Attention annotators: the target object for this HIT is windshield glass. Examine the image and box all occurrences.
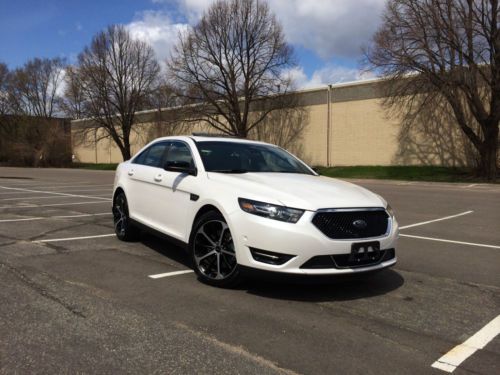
[196,141,314,174]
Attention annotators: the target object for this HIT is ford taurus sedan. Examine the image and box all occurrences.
[112,135,398,287]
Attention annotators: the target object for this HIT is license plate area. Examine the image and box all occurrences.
[349,241,381,264]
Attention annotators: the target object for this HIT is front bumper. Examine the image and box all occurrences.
[228,209,398,275]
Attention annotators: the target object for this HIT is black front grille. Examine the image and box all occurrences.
[300,249,395,269]
[312,209,389,239]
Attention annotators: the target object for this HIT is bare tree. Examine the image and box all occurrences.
[168,0,295,137]
[8,57,65,118]
[141,81,193,143]
[366,0,500,180]
[60,66,85,120]
[0,62,10,116]
[1,58,71,167]
[75,25,160,160]
[251,98,309,157]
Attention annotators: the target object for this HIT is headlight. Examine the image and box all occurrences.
[386,204,395,217]
[238,198,304,223]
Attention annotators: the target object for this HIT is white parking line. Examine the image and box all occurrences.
[0,184,97,190]
[13,184,112,190]
[54,213,111,219]
[399,211,474,230]
[0,212,111,223]
[2,194,111,201]
[0,217,44,223]
[400,234,500,249]
[0,185,111,201]
[0,188,112,195]
[148,270,194,279]
[0,201,108,209]
[431,315,500,372]
[34,233,115,243]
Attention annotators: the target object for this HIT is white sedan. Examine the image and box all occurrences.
[112,135,398,287]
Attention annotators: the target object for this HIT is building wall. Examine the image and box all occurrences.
[71,78,470,167]
[330,98,400,166]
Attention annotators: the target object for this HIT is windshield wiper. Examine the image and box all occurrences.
[210,169,248,174]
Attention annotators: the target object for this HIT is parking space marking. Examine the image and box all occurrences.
[0,217,44,223]
[0,188,112,195]
[0,212,111,223]
[431,315,500,372]
[34,233,115,243]
[399,211,474,230]
[148,270,194,279]
[0,185,111,201]
[400,234,500,249]
[0,183,112,189]
[10,184,112,190]
[2,194,111,201]
[0,201,109,209]
[53,212,111,219]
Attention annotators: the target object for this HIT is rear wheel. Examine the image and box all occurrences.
[190,211,242,288]
[113,191,140,241]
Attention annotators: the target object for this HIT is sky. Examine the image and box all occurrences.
[0,0,388,89]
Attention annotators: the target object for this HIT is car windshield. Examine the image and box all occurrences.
[196,141,314,174]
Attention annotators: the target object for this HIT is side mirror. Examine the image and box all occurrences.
[164,161,197,176]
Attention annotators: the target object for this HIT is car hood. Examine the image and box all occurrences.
[207,172,385,211]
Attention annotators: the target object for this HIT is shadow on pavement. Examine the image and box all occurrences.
[241,269,404,302]
[140,232,404,303]
[140,233,192,268]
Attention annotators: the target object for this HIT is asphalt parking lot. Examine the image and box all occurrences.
[0,167,499,374]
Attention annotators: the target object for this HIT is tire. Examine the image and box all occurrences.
[189,210,242,288]
[112,191,140,241]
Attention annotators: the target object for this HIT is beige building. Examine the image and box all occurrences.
[71,78,473,167]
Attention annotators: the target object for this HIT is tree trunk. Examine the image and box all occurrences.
[479,125,499,181]
[120,142,131,161]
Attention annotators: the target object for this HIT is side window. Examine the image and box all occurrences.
[132,149,148,165]
[133,142,168,167]
[165,141,195,168]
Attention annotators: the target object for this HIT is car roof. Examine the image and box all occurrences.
[152,135,273,146]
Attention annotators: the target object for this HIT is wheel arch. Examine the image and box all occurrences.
[112,186,125,204]
[188,203,228,243]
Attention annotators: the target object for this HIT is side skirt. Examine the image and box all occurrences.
[129,218,189,251]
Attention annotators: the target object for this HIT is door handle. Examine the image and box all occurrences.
[154,174,163,182]
[128,170,134,176]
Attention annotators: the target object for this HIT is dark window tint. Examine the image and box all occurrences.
[132,149,148,165]
[165,141,194,167]
[196,141,313,174]
[133,142,168,167]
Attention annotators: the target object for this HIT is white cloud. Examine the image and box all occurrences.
[285,66,375,89]
[269,0,386,59]
[148,0,386,59]
[126,10,189,63]
[128,0,385,82]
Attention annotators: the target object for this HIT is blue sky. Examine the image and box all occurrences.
[0,0,387,88]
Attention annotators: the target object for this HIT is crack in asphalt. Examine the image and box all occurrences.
[0,261,86,318]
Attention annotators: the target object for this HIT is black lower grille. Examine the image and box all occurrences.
[312,209,389,239]
[300,248,395,269]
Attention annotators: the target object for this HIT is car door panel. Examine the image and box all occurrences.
[152,141,199,241]
[125,142,169,226]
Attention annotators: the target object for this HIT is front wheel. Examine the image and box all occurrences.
[112,191,140,241]
[189,211,242,288]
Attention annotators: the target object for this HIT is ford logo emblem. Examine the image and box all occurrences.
[352,219,367,229]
